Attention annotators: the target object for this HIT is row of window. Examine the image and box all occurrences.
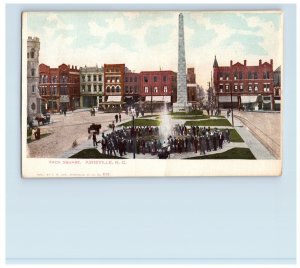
[81,74,102,82]
[82,85,103,93]
[219,83,271,93]
[106,86,121,93]
[40,75,68,84]
[106,78,121,83]
[38,85,71,95]
[125,86,138,94]
[125,76,138,83]
[144,86,168,93]
[143,76,171,83]
[219,71,271,80]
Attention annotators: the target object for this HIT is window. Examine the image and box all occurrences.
[239,84,243,92]
[32,85,35,93]
[30,49,35,58]
[219,84,224,93]
[225,74,229,80]
[31,68,35,76]
[264,84,270,92]
[130,77,133,82]
[116,78,120,83]
[263,72,270,79]
[234,71,238,80]
[154,86,158,93]
[98,75,102,81]
[219,72,223,80]
[163,86,168,93]
[144,76,148,83]
[125,77,128,82]
[106,86,110,93]
[116,86,120,93]
[163,76,167,82]
[125,86,129,93]
[254,84,258,91]
[154,76,158,82]
[234,85,238,92]
[239,72,243,79]
[81,75,85,82]
[144,86,149,93]
[81,86,85,92]
[130,86,133,93]
[111,86,115,93]
[248,84,252,91]
[134,86,138,93]
[88,75,91,82]
[225,84,229,92]
[134,77,137,82]
[248,72,252,79]
[93,75,97,81]
[94,85,97,92]
[254,72,258,79]
[99,85,103,92]
[88,85,91,92]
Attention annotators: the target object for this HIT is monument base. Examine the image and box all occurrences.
[172,102,192,113]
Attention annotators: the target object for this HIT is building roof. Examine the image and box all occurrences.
[213,55,219,68]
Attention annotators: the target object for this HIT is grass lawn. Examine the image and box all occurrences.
[170,110,204,116]
[27,133,52,143]
[171,115,210,120]
[229,129,244,142]
[69,149,124,159]
[187,148,256,159]
[185,119,232,127]
[120,118,161,127]
[140,114,159,118]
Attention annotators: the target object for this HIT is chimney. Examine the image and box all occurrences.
[259,59,262,66]
[270,59,273,66]
[72,65,74,69]
[75,66,77,69]
[244,60,247,66]
[68,64,70,68]
[230,60,233,66]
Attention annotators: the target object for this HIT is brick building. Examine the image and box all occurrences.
[187,67,197,103]
[213,56,275,111]
[273,66,281,111]
[39,63,80,112]
[124,70,140,104]
[139,70,177,104]
[80,65,103,108]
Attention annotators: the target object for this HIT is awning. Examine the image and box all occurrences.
[275,100,281,104]
[263,96,272,104]
[145,96,171,103]
[241,96,258,103]
[107,96,122,102]
[218,96,238,103]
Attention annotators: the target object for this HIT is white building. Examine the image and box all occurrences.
[27,36,41,120]
[80,65,104,108]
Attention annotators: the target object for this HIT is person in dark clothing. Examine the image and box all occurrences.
[92,133,97,147]
[115,114,118,123]
[119,113,121,122]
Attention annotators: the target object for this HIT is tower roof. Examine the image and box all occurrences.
[213,55,218,68]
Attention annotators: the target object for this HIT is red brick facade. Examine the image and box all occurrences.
[213,58,275,110]
[39,63,80,112]
[103,64,125,101]
[124,71,140,103]
[139,70,177,103]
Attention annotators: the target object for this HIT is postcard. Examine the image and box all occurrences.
[22,11,282,177]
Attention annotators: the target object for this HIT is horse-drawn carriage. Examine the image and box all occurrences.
[35,113,51,126]
[88,123,102,135]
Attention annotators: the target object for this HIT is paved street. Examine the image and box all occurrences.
[27,109,281,160]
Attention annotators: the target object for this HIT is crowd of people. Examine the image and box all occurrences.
[91,124,231,158]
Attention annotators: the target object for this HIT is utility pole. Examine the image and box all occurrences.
[230,85,234,127]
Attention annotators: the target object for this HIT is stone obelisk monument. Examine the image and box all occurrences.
[173,13,192,112]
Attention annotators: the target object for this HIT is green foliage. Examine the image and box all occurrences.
[187,148,256,159]
[120,119,161,127]
[69,149,124,159]
[185,119,232,126]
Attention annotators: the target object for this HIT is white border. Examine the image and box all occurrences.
[2,1,298,268]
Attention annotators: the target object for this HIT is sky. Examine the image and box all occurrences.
[25,11,283,88]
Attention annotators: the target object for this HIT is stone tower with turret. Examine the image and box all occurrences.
[27,36,41,121]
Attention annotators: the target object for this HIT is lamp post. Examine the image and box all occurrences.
[132,111,136,159]
[150,86,153,115]
[230,85,234,127]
